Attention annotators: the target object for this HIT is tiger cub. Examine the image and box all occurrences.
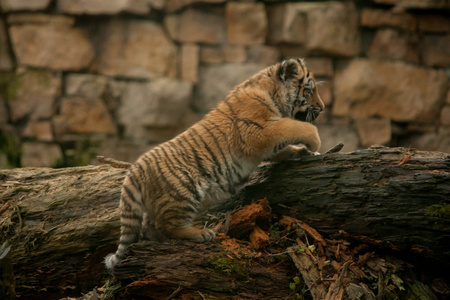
[105,58,324,270]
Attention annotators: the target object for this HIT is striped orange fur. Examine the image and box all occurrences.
[105,58,324,270]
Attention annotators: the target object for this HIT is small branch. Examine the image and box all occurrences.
[326,261,350,300]
[288,247,329,299]
[168,286,183,299]
[339,230,399,251]
[0,201,11,217]
[396,153,413,166]
[325,142,344,154]
[96,156,131,169]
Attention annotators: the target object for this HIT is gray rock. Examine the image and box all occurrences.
[333,59,447,123]
[117,78,193,141]
[65,74,108,99]
[8,70,61,122]
[93,20,177,79]
[194,63,266,112]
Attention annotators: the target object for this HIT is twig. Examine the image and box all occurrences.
[297,238,317,263]
[325,261,350,300]
[288,246,329,299]
[334,261,350,291]
[325,142,344,154]
[13,202,23,232]
[222,211,232,235]
[281,216,327,246]
[197,291,206,300]
[0,241,11,259]
[377,271,384,299]
[339,230,398,251]
[0,201,11,217]
[168,286,183,299]
[300,222,327,247]
[396,153,413,166]
[265,249,292,256]
[97,156,131,169]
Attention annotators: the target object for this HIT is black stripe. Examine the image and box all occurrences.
[270,87,283,115]
[189,128,227,192]
[140,154,165,200]
[177,131,226,192]
[214,107,234,122]
[121,210,142,219]
[159,144,201,201]
[162,211,195,227]
[198,122,235,187]
[127,172,141,192]
[119,234,138,246]
[190,127,223,177]
[225,101,237,118]
[202,119,244,176]
[179,134,211,180]
[163,205,196,216]
[254,73,264,85]
[134,162,147,185]
[118,240,134,246]
[224,89,239,103]
[236,118,264,130]
[122,185,138,203]
[152,147,194,204]
[245,91,277,115]
[187,130,228,194]
[120,223,141,231]
[243,78,254,88]
[130,167,144,190]
[140,153,165,196]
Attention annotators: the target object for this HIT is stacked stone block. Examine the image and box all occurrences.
[0,0,448,168]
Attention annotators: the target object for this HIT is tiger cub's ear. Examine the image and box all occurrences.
[277,59,298,82]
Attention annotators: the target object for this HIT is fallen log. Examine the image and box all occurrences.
[234,145,450,263]
[112,205,443,299]
[0,146,448,298]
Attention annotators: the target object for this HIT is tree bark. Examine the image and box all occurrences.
[235,146,450,262]
[0,146,448,298]
[0,165,126,299]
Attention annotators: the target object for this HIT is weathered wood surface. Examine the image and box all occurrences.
[234,146,450,262]
[112,238,296,299]
[0,165,126,298]
[0,146,449,298]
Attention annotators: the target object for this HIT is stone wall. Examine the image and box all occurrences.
[0,0,449,168]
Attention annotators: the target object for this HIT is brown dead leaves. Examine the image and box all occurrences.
[217,199,413,300]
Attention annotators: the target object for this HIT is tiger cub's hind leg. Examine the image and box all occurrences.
[156,204,216,242]
[166,226,216,242]
[142,212,166,241]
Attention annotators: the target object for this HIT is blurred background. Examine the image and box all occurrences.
[0,0,448,168]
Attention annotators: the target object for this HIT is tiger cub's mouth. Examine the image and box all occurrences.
[295,107,321,123]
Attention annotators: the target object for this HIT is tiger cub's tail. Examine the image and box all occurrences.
[105,173,144,270]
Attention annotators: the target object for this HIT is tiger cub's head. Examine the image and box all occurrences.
[275,58,325,123]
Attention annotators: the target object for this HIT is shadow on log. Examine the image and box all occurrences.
[0,146,449,298]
